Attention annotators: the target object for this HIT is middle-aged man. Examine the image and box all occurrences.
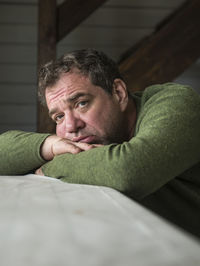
[0,49,200,238]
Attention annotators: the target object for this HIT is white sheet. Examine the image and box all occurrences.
[0,174,199,266]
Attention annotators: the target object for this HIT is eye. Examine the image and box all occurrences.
[78,101,88,108]
[54,114,64,123]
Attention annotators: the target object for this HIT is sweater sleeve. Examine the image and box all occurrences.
[41,84,200,199]
[0,130,50,175]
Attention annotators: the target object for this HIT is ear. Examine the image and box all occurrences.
[112,79,129,111]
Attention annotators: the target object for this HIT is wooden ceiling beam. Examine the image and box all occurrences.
[57,0,108,42]
[37,0,57,133]
[119,0,200,92]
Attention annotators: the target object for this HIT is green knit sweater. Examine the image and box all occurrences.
[0,83,200,237]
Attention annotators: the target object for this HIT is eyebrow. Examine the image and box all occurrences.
[49,108,59,118]
[48,92,91,118]
[67,92,90,102]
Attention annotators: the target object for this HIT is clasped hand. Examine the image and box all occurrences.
[35,135,102,176]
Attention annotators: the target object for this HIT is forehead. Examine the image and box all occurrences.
[45,71,94,105]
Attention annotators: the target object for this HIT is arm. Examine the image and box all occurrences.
[0,130,49,175]
[40,84,200,199]
[0,130,102,175]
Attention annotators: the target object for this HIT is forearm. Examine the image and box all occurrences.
[41,126,200,200]
[0,130,50,175]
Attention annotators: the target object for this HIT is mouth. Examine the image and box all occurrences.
[72,135,97,144]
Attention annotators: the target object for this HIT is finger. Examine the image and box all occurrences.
[66,143,83,154]
[77,143,104,149]
[35,167,44,175]
[74,142,96,151]
[52,141,83,155]
[91,144,104,147]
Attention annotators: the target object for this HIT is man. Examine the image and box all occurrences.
[0,49,200,237]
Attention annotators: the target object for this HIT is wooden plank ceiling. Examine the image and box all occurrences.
[119,0,200,91]
[38,0,200,133]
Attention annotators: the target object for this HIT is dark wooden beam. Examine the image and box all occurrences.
[119,0,200,92]
[37,0,56,133]
[57,0,108,42]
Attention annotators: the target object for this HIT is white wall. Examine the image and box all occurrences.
[0,0,199,133]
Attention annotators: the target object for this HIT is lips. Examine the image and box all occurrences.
[72,135,96,143]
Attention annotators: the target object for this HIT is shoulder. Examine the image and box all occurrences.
[141,82,200,104]
[134,83,200,136]
[137,82,200,115]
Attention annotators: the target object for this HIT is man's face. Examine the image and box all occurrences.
[45,70,128,144]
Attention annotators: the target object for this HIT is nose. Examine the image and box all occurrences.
[64,111,85,134]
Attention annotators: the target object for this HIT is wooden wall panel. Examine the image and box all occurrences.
[106,0,184,7]
[0,25,152,51]
[0,84,36,104]
[0,45,37,64]
[0,25,37,43]
[0,124,36,133]
[0,4,37,23]
[0,105,36,124]
[0,2,183,26]
[0,0,184,8]
[0,65,36,83]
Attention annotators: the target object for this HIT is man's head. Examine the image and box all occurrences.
[38,48,124,106]
[38,49,136,144]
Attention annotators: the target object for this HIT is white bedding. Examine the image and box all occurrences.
[0,174,199,266]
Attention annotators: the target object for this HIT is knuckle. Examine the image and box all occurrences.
[71,145,82,154]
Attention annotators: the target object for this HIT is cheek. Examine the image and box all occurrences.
[56,124,65,138]
[81,111,100,129]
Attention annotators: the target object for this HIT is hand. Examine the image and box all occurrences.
[35,167,44,176]
[41,135,102,161]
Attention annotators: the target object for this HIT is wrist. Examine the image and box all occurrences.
[40,135,56,161]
